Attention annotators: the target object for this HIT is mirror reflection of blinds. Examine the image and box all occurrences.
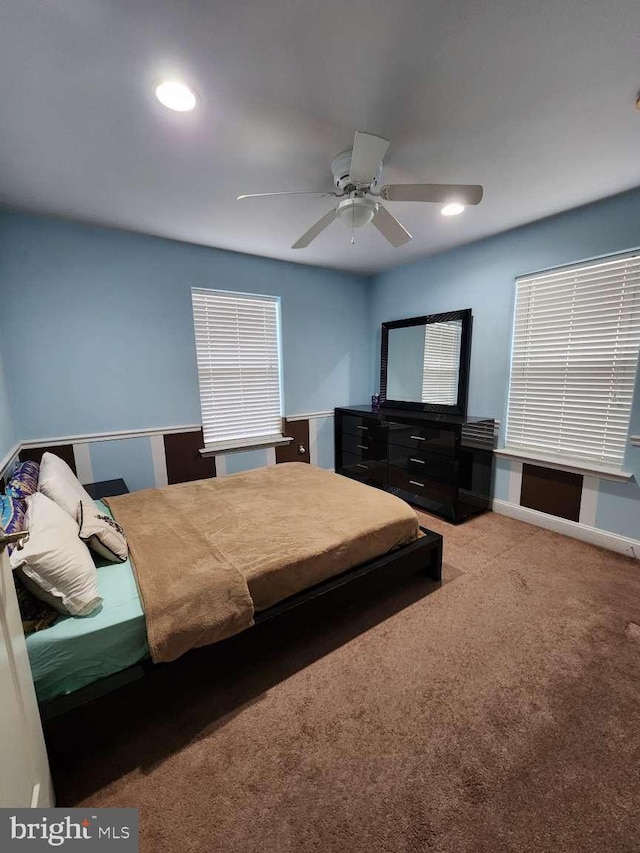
[506,252,640,467]
[421,322,462,404]
[192,288,283,448]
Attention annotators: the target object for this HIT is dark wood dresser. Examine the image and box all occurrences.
[334,405,495,524]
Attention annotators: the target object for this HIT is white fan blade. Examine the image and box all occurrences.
[291,209,337,249]
[348,132,390,186]
[372,204,412,247]
[238,191,339,200]
[379,184,483,205]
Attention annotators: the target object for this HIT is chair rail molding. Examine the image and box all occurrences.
[20,423,203,448]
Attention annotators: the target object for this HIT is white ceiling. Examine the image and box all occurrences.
[0,0,639,274]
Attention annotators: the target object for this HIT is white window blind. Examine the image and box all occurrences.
[192,288,283,449]
[506,252,640,468]
[421,321,462,404]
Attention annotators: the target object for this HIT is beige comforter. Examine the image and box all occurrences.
[106,462,420,663]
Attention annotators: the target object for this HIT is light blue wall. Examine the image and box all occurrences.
[224,449,269,475]
[370,187,640,539]
[493,458,512,503]
[0,346,17,463]
[315,418,335,471]
[0,211,370,441]
[3,191,640,532]
[89,437,156,493]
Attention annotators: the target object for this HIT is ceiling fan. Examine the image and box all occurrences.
[238,131,483,249]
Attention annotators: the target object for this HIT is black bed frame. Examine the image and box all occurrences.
[40,526,443,719]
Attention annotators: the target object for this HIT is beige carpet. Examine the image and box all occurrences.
[46,511,640,853]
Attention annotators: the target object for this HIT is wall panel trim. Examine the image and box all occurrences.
[308,419,319,466]
[20,424,202,449]
[492,498,639,559]
[72,443,93,484]
[507,460,523,505]
[10,415,335,459]
[150,434,169,488]
[578,476,599,527]
[4,413,337,483]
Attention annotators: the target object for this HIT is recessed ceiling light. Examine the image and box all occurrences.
[155,81,197,112]
[441,202,465,216]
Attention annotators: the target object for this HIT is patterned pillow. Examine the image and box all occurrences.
[5,460,40,499]
[1,492,57,634]
[13,573,58,635]
[0,494,27,554]
[77,500,128,562]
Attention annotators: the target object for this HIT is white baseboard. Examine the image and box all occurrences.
[492,498,640,559]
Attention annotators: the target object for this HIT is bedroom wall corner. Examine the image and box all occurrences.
[0,210,372,485]
[369,186,640,543]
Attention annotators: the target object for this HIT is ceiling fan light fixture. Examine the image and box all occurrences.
[337,197,377,228]
[441,202,466,216]
[239,130,483,250]
[155,81,197,112]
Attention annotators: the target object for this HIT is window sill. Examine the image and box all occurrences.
[200,434,293,457]
[494,447,633,483]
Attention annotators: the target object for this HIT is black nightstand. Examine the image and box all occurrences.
[85,479,129,500]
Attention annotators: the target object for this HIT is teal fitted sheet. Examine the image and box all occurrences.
[25,502,149,703]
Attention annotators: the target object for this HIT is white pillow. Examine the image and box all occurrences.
[38,451,95,519]
[10,492,102,616]
[77,501,128,563]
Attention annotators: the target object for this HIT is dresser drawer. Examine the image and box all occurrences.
[341,413,388,441]
[387,445,458,485]
[341,432,387,461]
[339,453,387,484]
[387,422,456,456]
[389,465,456,505]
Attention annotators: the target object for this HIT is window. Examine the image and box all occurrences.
[421,321,462,405]
[192,288,283,451]
[505,251,640,470]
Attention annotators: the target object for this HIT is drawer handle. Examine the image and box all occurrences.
[409,457,425,464]
[357,463,368,469]
[409,480,425,488]
[357,444,367,449]
[356,425,369,431]
[410,435,425,441]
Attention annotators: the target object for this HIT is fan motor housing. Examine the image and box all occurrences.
[331,149,381,192]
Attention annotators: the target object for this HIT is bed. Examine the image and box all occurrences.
[26,463,442,707]
[26,507,149,703]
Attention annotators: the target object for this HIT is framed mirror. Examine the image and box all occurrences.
[380,309,472,415]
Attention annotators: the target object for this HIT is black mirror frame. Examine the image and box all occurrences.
[380,309,472,415]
